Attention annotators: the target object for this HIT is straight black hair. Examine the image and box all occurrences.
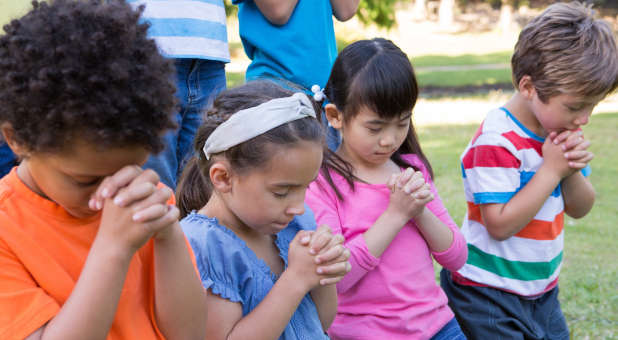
[176,80,325,218]
[321,38,433,200]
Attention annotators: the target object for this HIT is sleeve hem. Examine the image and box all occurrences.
[209,280,243,304]
[1,299,58,340]
[347,235,380,270]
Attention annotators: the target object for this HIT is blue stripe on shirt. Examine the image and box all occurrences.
[145,18,227,42]
[473,191,515,204]
[519,171,561,198]
[128,0,224,7]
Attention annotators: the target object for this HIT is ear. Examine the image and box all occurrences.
[518,75,536,100]
[209,161,233,194]
[324,103,344,129]
[1,122,29,158]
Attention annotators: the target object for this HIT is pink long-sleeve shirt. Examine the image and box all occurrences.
[305,154,467,340]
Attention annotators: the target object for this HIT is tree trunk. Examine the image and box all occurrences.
[438,0,454,28]
[412,0,427,21]
[499,1,515,34]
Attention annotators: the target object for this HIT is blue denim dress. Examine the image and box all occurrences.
[181,209,329,340]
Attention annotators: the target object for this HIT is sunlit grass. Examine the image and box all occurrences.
[419,113,618,339]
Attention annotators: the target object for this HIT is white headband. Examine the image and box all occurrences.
[202,92,316,159]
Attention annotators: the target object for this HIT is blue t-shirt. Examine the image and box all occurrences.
[180,209,329,340]
[233,0,337,90]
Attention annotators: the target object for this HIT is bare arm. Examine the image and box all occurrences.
[205,271,308,340]
[480,135,570,241]
[480,166,562,241]
[557,130,595,219]
[206,231,321,340]
[25,238,133,340]
[153,222,208,340]
[26,168,188,340]
[310,281,338,331]
[561,171,595,218]
[330,0,359,21]
[414,208,453,252]
[254,0,299,26]
[364,169,433,257]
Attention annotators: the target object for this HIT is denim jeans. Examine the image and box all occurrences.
[430,317,467,340]
[440,269,569,340]
[144,59,226,189]
[0,141,17,178]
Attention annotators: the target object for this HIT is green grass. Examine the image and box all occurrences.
[411,51,512,68]
[226,72,245,89]
[226,68,513,90]
[418,112,618,339]
[416,68,512,88]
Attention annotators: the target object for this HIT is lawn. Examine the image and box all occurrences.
[225,51,513,90]
[418,112,618,339]
[226,67,513,90]
[411,51,512,68]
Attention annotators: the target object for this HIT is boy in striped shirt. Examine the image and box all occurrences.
[440,2,618,339]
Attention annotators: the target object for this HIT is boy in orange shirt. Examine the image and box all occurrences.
[0,1,207,339]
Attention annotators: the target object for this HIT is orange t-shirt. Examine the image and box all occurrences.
[0,168,189,340]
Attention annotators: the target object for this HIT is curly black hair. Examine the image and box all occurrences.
[0,0,177,153]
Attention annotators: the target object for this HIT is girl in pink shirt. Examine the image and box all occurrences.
[305,38,468,340]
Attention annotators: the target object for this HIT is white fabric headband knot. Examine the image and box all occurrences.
[202,92,316,160]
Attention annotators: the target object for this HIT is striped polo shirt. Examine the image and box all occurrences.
[128,0,230,62]
[454,107,590,297]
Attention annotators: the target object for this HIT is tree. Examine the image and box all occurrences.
[412,0,427,21]
[439,0,455,27]
[355,0,403,29]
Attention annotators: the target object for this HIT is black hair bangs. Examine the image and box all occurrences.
[346,51,418,120]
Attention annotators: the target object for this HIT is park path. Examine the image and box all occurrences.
[413,92,618,127]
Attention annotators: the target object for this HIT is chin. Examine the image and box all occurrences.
[66,207,99,219]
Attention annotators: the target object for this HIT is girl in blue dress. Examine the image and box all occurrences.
[176,80,351,339]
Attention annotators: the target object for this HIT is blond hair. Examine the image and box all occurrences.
[512,1,618,102]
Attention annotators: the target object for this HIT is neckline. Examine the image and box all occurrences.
[187,212,288,281]
[499,107,545,143]
[5,168,101,225]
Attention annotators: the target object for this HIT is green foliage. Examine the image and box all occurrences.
[355,0,404,29]
[224,0,238,17]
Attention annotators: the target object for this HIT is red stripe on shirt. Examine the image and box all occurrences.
[462,145,520,169]
[502,131,543,155]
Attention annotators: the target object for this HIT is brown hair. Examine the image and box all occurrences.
[176,80,324,218]
[512,1,618,102]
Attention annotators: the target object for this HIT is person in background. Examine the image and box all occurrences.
[233,0,360,150]
[128,0,229,189]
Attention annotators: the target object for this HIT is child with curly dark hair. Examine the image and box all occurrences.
[0,1,207,339]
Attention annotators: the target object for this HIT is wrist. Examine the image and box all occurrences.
[280,270,313,295]
[382,208,411,227]
[153,221,182,242]
[91,236,135,267]
[537,164,564,183]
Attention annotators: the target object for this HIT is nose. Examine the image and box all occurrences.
[379,134,395,147]
[574,111,591,126]
[286,200,305,216]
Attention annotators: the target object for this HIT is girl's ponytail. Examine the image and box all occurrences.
[176,109,224,218]
[176,157,210,219]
